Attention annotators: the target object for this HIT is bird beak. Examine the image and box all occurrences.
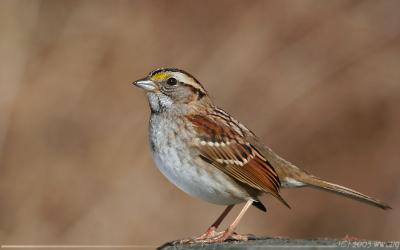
[133,78,157,91]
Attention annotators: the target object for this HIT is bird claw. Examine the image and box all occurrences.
[179,226,217,244]
[180,229,249,244]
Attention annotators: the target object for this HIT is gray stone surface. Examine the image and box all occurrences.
[159,237,400,250]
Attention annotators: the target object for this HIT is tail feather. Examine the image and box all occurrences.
[248,139,392,210]
[299,175,392,210]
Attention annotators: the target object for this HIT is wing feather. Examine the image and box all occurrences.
[188,111,289,207]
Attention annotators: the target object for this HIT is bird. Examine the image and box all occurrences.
[132,67,391,244]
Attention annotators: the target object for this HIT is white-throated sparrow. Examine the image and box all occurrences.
[133,68,391,244]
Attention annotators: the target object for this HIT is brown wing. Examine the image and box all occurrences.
[188,110,289,208]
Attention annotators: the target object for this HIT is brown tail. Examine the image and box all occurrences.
[249,140,392,210]
[297,175,392,210]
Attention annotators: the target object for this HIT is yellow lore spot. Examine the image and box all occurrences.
[151,72,169,81]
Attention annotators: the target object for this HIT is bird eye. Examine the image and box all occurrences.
[167,77,177,86]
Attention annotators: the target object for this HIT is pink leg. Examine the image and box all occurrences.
[197,204,234,239]
[207,200,253,243]
[180,204,234,244]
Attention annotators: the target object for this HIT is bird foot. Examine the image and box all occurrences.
[179,226,217,244]
[180,228,249,244]
[202,230,249,243]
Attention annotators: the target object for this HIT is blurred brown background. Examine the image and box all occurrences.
[1,0,399,246]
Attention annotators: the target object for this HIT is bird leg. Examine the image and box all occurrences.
[201,200,253,243]
[197,204,235,240]
[180,204,234,244]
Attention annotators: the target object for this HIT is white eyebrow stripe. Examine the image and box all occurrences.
[171,72,206,93]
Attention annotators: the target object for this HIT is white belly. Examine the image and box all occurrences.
[152,147,250,205]
[149,114,250,205]
[149,118,251,205]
